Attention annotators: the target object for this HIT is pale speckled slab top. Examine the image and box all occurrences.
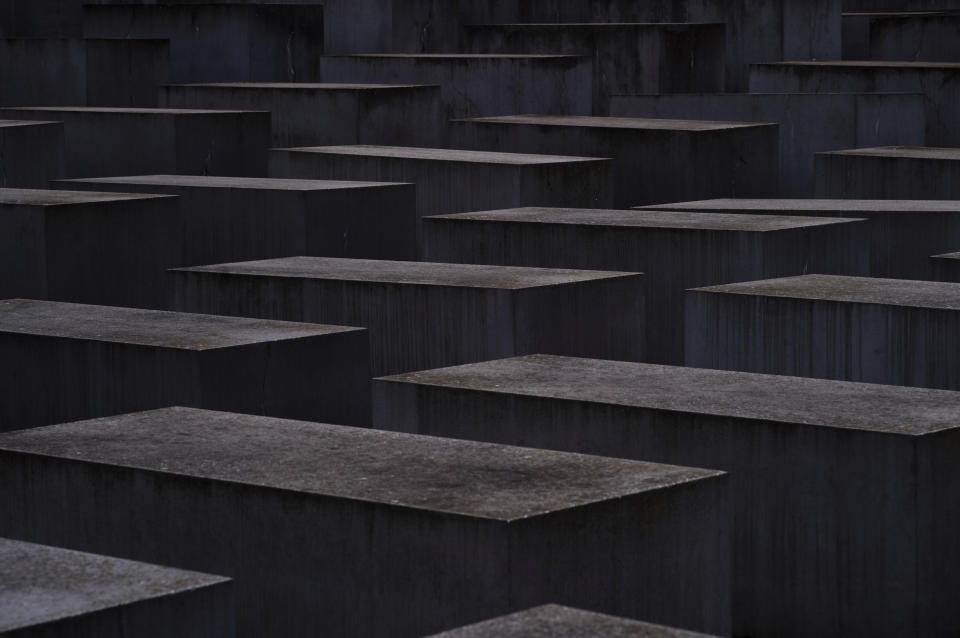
[173,82,436,90]
[0,407,722,521]
[0,537,230,633]
[61,175,406,191]
[275,145,607,164]
[0,119,61,128]
[0,106,262,115]
[819,146,960,160]
[378,354,960,436]
[0,188,173,206]
[454,114,776,130]
[641,198,960,214]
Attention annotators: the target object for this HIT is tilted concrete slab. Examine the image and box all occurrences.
[843,11,960,61]
[815,146,960,199]
[0,121,64,188]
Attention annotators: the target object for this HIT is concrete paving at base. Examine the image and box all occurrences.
[843,11,960,61]
[0,406,731,637]
[815,146,960,199]
[0,121,64,188]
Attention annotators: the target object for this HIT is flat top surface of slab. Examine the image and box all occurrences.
[642,198,960,214]
[693,274,960,311]
[933,252,960,260]
[344,53,585,59]
[456,114,773,131]
[763,60,960,69]
[0,188,173,206]
[428,207,863,231]
[0,299,361,350]
[0,407,720,521]
[380,355,960,436]
[0,119,60,128]
[62,175,406,191]
[0,107,257,115]
[0,537,229,633]
[173,82,436,90]
[470,22,720,28]
[277,145,605,164]
[821,146,960,160]
[175,256,639,289]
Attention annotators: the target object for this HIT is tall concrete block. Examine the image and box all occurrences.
[815,146,960,199]
[843,11,960,61]
[0,406,731,637]
[421,207,864,364]
[0,107,270,178]
[609,92,925,195]
[0,189,181,309]
[160,82,442,147]
[641,198,960,279]
[1,537,234,638]
[451,115,779,206]
[0,120,64,188]
[0,299,370,431]
[59,175,418,264]
[373,354,960,638]
[171,256,645,376]
[686,274,960,390]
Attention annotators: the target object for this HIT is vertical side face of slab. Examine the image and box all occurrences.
[815,152,960,200]
[0,122,64,189]
[0,39,87,105]
[174,112,270,177]
[85,39,171,108]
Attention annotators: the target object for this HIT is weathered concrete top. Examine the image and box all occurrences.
[692,274,960,311]
[378,354,960,436]
[174,82,436,90]
[276,145,606,165]
[61,175,407,191]
[642,198,960,214]
[0,537,229,633]
[0,188,173,206]
[819,146,960,160]
[455,114,775,131]
[0,407,721,521]
[0,299,361,350]
[427,207,863,232]
[760,61,960,69]
[426,605,717,638]
[174,256,640,290]
[0,119,61,128]
[932,252,960,261]
[0,107,261,115]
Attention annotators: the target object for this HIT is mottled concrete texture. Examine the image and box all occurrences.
[0,407,730,637]
[0,537,234,638]
[171,256,645,376]
[842,11,960,61]
[0,299,370,430]
[815,146,960,199]
[373,354,960,638]
[0,121,64,188]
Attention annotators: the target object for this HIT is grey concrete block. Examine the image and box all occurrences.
[0,0,84,37]
[0,121,64,188]
[170,256,645,376]
[160,82,442,148]
[0,189,181,309]
[450,115,779,206]
[842,11,960,61]
[931,252,960,282]
[814,146,960,199]
[686,273,960,390]
[0,107,270,178]
[373,353,960,638]
[0,537,234,638]
[58,175,418,264]
[608,92,925,195]
[0,406,731,637]
[0,299,370,431]
[422,207,864,364]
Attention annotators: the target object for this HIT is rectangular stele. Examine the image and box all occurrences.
[0,299,370,431]
[814,146,960,200]
[0,407,731,638]
[0,537,234,638]
[0,120,64,188]
[170,256,645,376]
[373,354,960,638]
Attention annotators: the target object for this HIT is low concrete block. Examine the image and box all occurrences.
[842,11,960,61]
[609,92,925,195]
[0,299,370,431]
[0,107,270,178]
[451,115,779,206]
[59,175,417,264]
[686,274,960,390]
[373,354,960,638]
[421,207,864,364]
[171,256,645,376]
[0,537,234,638]
[815,146,960,199]
[0,189,180,308]
[0,121,64,188]
[0,406,731,637]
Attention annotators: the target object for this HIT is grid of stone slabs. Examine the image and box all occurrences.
[59,175,418,263]
[0,406,730,638]
[640,198,960,279]
[0,299,370,431]
[815,146,960,200]
[170,256,644,376]
[0,537,234,638]
[0,120,64,189]
[421,207,864,365]
[686,274,960,391]
[373,354,960,638]
[449,115,779,206]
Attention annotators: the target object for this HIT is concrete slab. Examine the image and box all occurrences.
[171,256,645,376]
[0,0,84,37]
[0,107,270,178]
[0,299,370,430]
[842,11,960,61]
[815,146,960,199]
[160,82,442,147]
[686,273,960,390]
[0,406,731,637]
[59,175,418,263]
[451,115,779,206]
[608,92,925,195]
[0,121,64,188]
[931,251,960,282]
[422,207,864,364]
[0,188,181,308]
[0,537,234,637]
[374,353,960,638]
